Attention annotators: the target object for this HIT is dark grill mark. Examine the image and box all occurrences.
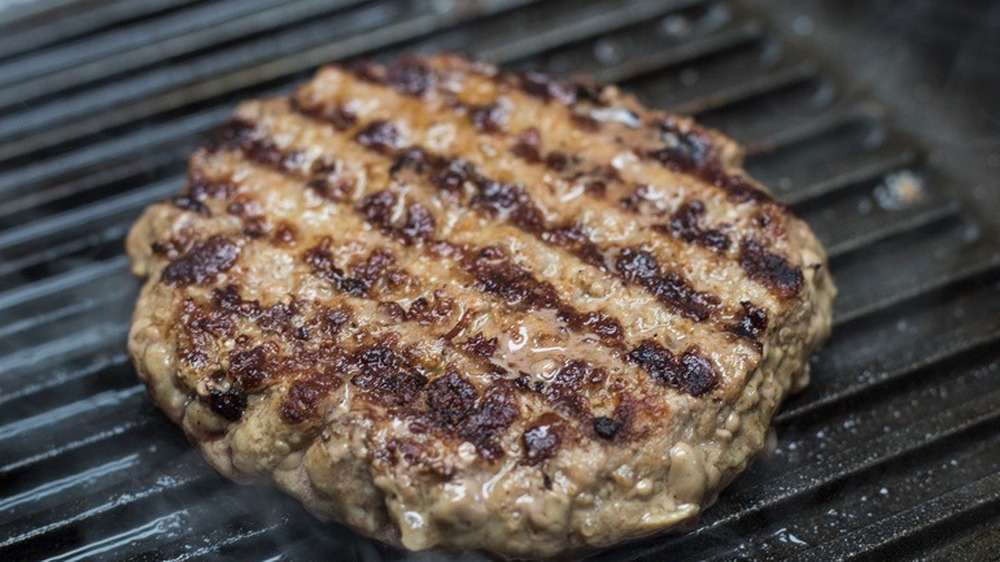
[543,360,606,419]
[228,345,271,390]
[522,414,562,465]
[592,415,621,439]
[544,223,604,268]
[171,195,210,216]
[518,69,577,105]
[401,202,435,242]
[727,301,769,342]
[212,285,300,338]
[459,248,622,346]
[384,56,436,97]
[208,387,247,422]
[292,97,358,131]
[510,127,542,163]
[459,380,519,461]
[579,311,625,341]
[302,239,368,296]
[647,119,772,205]
[280,378,338,424]
[208,119,292,171]
[188,172,236,201]
[469,178,547,233]
[176,283,359,425]
[293,98,357,131]
[151,233,195,259]
[614,248,719,322]
[359,190,437,245]
[307,177,355,202]
[463,246,560,310]
[226,195,269,238]
[470,102,508,133]
[544,151,569,172]
[161,235,240,286]
[358,190,396,230]
[355,121,402,154]
[349,346,427,408]
[460,332,498,359]
[378,292,454,327]
[348,57,436,97]
[349,248,410,295]
[740,238,804,299]
[654,200,731,252]
[273,222,297,245]
[426,371,478,428]
[627,340,718,396]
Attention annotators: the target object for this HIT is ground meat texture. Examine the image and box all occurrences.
[125,52,835,559]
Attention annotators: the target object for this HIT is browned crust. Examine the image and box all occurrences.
[126,53,835,558]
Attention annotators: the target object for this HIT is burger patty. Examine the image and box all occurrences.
[126,53,835,558]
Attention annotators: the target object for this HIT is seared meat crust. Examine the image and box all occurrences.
[126,53,835,558]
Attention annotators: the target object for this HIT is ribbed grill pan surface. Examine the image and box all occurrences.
[1,1,998,560]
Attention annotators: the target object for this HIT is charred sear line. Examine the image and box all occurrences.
[355,120,403,154]
[462,245,560,310]
[460,332,499,359]
[647,119,771,204]
[536,360,607,420]
[727,301,769,343]
[510,127,542,164]
[592,415,621,439]
[614,248,719,322]
[426,371,478,428]
[207,118,303,173]
[470,102,508,133]
[544,222,604,268]
[349,346,428,408]
[227,195,269,239]
[281,378,341,424]
[213,285,303,340]
[290,96,357,130]
[459,380,520,461]
[379,292,455,326]
[171,195,211,216]
[359,190,436,244]
[172,175,235,219]
[422,371,522,462]
[188,171,236,201]
[302,239,368,295]
[627,340,718,396]
[739,238,804,299]
[518,69,578,105]
[208,387,247,421]
[302,239,409,297]
[345,57,436,97]
[653,200,731,252]
[161,235,240,286]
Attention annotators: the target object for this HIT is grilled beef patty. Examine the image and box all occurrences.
[126,53,835,558]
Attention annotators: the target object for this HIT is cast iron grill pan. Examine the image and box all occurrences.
[1,1,998,560]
